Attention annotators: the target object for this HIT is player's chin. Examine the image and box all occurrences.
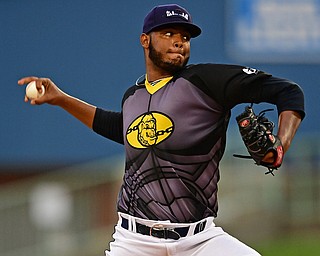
[169,57,189,68]
[170,54,187,64]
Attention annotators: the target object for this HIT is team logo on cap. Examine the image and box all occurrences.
[126,112,174,148]
[166,10,189,21]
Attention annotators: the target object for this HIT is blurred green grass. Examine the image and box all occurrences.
[255,233,320,256]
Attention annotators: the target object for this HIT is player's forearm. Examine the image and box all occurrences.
[57,93,96,129]
[277,110,302,153]
[18,77,97,129]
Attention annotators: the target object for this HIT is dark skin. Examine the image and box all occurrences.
[141,26,191,81]
[18,26,302,163]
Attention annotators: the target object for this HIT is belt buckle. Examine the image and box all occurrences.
[149,224,164,237]
[150,224,181,240]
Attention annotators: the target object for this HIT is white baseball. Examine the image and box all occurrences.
[26,81,45,100]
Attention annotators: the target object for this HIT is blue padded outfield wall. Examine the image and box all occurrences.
[1,0,319,165]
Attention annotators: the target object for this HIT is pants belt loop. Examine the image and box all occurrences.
[131,216,137,233]
[194,219,207,234]
[187,223,196,236]
[127,215,132,232]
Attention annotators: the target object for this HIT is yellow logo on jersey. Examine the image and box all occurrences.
[126,112,174,148]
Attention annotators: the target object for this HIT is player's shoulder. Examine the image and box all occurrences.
[121,82,145,107]
[181,63,270,80]
[182,63,247,75]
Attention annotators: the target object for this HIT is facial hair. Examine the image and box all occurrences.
[148,38,189,74]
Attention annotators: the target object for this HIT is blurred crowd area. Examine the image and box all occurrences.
[0,133,319,256]
[0,157,123,256]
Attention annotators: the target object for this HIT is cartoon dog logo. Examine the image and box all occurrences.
[126,112,174,148]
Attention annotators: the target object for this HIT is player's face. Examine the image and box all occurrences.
[148,26,191,73]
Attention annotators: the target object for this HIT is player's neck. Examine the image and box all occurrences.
[146,71,173,82]
[145,63,174,82]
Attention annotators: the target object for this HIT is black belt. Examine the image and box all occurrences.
[121,217,207,240]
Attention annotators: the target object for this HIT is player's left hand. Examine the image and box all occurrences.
[235,105,284,175]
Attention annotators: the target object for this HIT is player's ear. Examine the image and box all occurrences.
[140,33,150,48]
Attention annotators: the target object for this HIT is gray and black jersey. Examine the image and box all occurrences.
[93,64,305,223]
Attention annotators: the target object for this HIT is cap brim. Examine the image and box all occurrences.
[146,21,201,38]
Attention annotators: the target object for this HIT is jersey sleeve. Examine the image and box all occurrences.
[252,76,305,119]
[92,108,124,144]
[92,84,141,145]
[187,64,305,119]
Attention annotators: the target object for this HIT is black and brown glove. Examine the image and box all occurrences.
[234,105,284,175]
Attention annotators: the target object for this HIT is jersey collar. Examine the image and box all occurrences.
[145,75,173,94]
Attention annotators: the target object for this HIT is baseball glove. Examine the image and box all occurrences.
[234,105,284,175]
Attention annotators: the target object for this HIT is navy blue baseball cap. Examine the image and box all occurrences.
[143,4,201,38]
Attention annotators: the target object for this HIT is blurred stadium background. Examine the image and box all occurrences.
[1,1,319,255]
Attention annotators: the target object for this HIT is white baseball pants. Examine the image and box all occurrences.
[105,213,261,256]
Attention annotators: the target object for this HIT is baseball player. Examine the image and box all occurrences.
[18,4,305,256]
